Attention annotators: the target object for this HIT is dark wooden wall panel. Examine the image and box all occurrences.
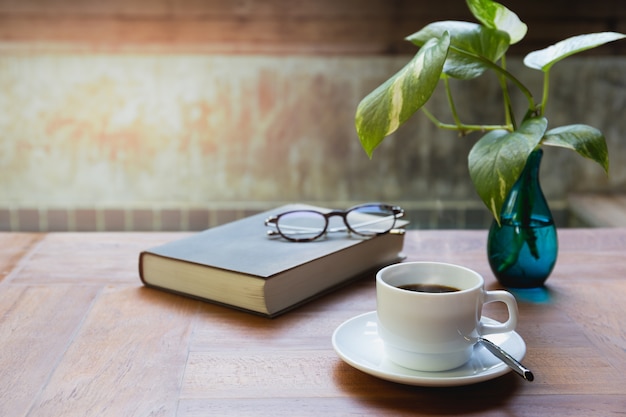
[0,0,624,55]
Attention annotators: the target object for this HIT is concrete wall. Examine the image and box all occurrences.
[1,1,625,230]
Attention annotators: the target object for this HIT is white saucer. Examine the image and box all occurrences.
[332,311,526,387]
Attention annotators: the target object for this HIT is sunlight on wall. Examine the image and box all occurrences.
[1,51,624,230]
[0,54,386,206]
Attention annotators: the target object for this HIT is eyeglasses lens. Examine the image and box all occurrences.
[347,205,396,236]
[277,211,327,241]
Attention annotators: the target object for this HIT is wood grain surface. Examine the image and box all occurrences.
[0,229,625,416]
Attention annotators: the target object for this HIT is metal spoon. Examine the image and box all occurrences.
[478,337,534,382]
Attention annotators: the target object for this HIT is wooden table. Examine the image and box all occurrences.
[1,229,625,416]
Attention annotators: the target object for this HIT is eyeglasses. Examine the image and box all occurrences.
[264,203,405,242]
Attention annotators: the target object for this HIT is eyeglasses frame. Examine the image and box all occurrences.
[264,203,404,242]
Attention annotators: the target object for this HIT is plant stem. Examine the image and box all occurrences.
[540,70,551,117]
[449,45,536,112]
[498,56,516,130]
[421,108,511,133]
[443,75,464,129]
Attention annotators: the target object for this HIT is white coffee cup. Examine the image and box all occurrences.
[376,261,518,371]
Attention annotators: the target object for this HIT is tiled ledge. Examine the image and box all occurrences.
[567,193,626,227]
[0,207,263,232]
[0,202,572,232]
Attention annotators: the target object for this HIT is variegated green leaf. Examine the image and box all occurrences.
[356,34,450,157]
[466,0,527,44]
[468,117,547,221]
[524,32,626,71]
[543,124,609,173]
[407,21,510,79]
[407,21,481,47]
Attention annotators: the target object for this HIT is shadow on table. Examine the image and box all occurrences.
[333,360,523,416]
[486,282,557,304]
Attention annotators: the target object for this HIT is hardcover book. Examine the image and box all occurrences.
[139,204,407,317]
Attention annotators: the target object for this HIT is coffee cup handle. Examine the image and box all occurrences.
[478,290,518,335]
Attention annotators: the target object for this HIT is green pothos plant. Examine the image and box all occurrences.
[355,0,625,224]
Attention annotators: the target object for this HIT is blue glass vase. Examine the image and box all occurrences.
[487,149,558,288]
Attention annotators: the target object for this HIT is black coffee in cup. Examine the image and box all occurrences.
[399,283,460,293]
